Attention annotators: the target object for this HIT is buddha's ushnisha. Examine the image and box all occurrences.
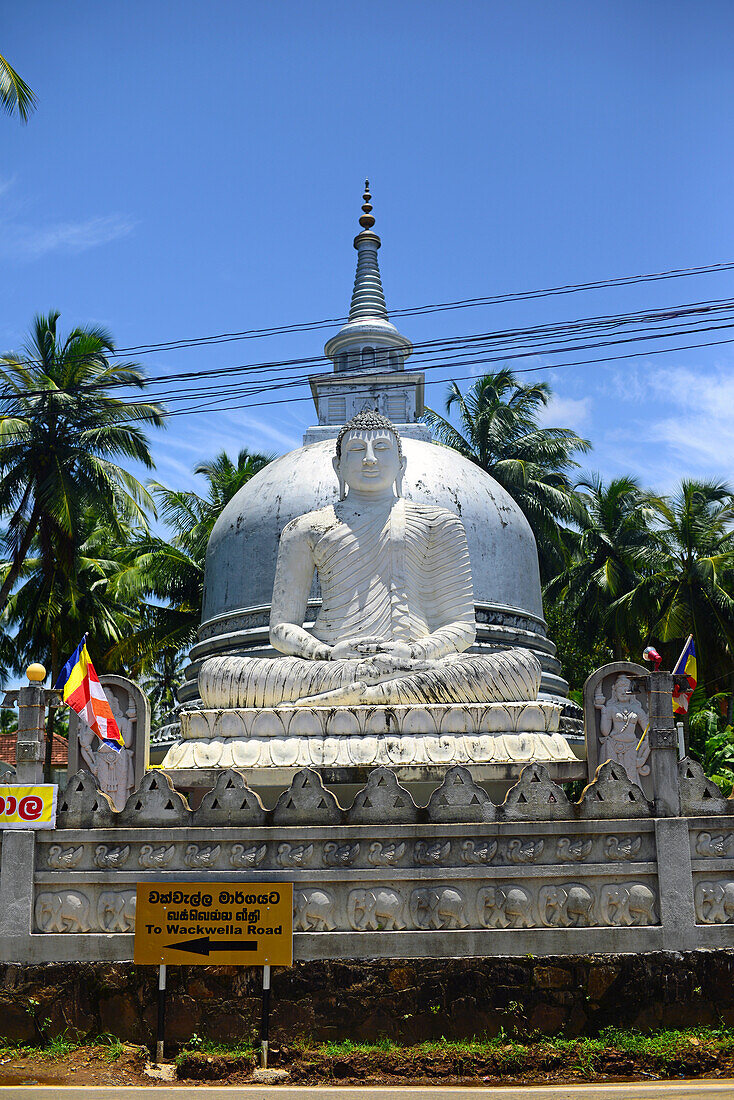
[199,411,541,708]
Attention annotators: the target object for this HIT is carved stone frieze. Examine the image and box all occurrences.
[478,885,533,928]
[507,839,545,863]
[94,844,130,869]
[556,838,593,862]
[368,841,406,865]
[695,880,734,924]
[324,842,360,867]
[184,844,221,869]
[347,888,405,930]
[293,889,335,931]
[415,840,451,866]
[604,835,643,861]
[35,891,92,933]
[278,843,314,868]
[46,845,83,870]
[138,843,175,870]
[230,843,267,868]
[410,888,468,929]
[461,839,497,864]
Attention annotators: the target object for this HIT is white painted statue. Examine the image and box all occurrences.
[199,411,541,709]
[594,673,650,787]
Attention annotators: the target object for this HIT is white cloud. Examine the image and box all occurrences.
[536,393,592,431]
[0,214,136,260]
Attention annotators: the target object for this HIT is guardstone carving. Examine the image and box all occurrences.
[68,674,150,811]
[583,662,650,794]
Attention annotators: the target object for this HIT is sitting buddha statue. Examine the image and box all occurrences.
[199,410,541,710]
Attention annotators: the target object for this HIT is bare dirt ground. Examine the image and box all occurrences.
[3,1039,734,1089]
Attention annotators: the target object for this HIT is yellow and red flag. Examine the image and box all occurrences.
[54,635,123,750]
[672,634,697,715]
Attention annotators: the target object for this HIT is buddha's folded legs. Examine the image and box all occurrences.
[199,649,541,710]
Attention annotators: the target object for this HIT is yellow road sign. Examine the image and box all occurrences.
[134,882,293,966]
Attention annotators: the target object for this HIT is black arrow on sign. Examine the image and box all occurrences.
[162,937,258,957]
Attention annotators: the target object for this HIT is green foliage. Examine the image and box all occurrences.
[423,369,590,581]
[688,694,734,795]
[543,598,612,691]
[0,53,37,122]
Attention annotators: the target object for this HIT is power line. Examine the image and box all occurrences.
[5,293,734,403]
[5,259,734,370]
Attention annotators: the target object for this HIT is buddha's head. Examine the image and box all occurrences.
[334,410,407,500]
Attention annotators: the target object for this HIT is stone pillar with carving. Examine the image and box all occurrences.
[633,670,689,818]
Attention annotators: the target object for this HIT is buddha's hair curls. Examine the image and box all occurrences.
[335,410,403,459]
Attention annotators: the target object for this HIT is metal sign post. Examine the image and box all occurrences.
[134,881,293,1064]
[261,963,271,1068]
[156,963,167,1065]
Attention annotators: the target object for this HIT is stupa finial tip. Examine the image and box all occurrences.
[359,179,376,230]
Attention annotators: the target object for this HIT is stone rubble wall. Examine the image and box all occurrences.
[1,758,733,963]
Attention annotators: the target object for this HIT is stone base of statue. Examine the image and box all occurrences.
[160,700,581,779]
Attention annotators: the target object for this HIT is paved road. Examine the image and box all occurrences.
[4,1083,734,1099]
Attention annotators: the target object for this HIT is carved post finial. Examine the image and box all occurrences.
[26,663,46,682]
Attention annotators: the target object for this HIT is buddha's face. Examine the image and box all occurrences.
[335,429,405,495]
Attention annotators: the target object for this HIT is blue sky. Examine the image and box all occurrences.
[4,0,734,498]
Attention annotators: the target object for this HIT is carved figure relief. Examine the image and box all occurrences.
[46,844,83,869]
[415,840,451,866]
[556,838,593,862]
[368,841,406,865]
[138,843,175,869]
[478,886,533,928]
[695,833,732,858]
[507,839,544,863]
[410,888,468,929]
[35,891,91,933]
[593,674,649,788]
[324,842,360,867]
[184,844,221,869]
[230,843,267,868]
[97,891,136,932]
[461,839,497,864]
[694,880,734,924]
[604,835,642,861]
[540,884,594,927]
[94,844,130,869]
[348,888,405,930]
[293,889,335,931]
[69,677,149,812]
[278,843,314,868]
[600,883,657,926]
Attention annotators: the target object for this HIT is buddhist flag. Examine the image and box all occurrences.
[672,634,697,715]
[54,635,123,750]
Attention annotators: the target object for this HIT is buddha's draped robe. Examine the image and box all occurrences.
[199,499,541,708]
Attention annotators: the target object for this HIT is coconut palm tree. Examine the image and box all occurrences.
[423,369,591,580]
[0,54,36,121]
[2,510,146,778]
[0,311,164,612]
[619,479,734,701]
[544,474,657,660]
[111,447,272,675]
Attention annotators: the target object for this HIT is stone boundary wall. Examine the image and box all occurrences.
[1,758,733,964]
[2,953,734,1044]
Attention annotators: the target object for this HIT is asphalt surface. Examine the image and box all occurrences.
[4,1083,734,1098]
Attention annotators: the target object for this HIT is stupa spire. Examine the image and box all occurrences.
[348,180,388,322]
